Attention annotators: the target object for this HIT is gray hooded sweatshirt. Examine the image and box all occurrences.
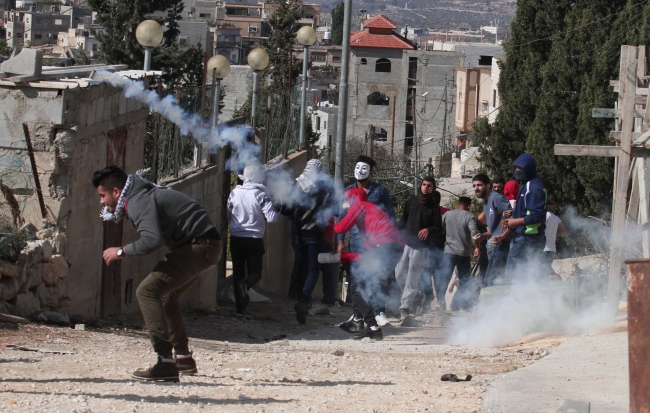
[123,175,219,256]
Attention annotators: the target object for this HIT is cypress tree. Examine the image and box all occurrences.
[264,0,302,90]
[527,0,628,214]
[331,2,344,46]
[478,0,573,180]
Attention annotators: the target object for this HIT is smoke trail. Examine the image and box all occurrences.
[96,71,346,218]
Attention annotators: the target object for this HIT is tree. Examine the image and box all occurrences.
[527,0,627,215]
[331,2,344,46]
[0,39,12,57]
[88,0,203,88]
[264,0,302,90]
[479,0,574,180]
[74,44,92,65]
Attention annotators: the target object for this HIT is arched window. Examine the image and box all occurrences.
[360,58,367,65]
[367,92,390,106]
[375,58,391,73]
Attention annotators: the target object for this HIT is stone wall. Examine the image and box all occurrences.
[0,228,69,318]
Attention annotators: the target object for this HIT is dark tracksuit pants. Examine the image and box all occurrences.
[230,236,265,312]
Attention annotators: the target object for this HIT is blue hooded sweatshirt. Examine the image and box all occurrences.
[512,153,547,235]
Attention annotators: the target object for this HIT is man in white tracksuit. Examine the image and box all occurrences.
[227,165,279,315]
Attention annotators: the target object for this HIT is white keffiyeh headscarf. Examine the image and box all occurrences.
[296,159,321,193]
[99,168,154,223]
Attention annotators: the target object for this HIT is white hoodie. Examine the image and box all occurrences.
[227,182,279,238]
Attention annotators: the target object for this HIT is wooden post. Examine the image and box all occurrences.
[637,159,650,257]
[608,45,639,315]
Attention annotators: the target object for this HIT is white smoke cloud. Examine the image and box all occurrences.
[447,207,620,347]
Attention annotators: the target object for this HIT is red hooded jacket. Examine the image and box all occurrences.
[334,188,404,249]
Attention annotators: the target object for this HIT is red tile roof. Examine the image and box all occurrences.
[350,30,415,50]
[363,14,398,30]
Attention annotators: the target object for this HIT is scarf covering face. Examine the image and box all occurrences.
[296,159,322,193]
[99,168,154,223]
[419,190,434,204]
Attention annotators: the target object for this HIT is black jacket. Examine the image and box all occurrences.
[276,182,334,237]
[397,191,444,249]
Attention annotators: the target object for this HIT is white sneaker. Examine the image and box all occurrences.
[375,312,391,327]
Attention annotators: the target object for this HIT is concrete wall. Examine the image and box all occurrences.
[121,166,224,315]
[256,150,308,295]
[348,47,463,160]
[489,58,501,125]
[433,41,503,69]
[220,65,254,122]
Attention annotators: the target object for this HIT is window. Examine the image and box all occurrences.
[374,127,388,141]
[367,92,390,106]
[492,89,497,106]
[482,101,489,113]
[35,34,41,39]
[7,32,11,38]
[24,32,28,38]
[332,56,341,62]
[458,92,463,102]
[478,55,493,66]
[249,26,258,33]
[16,32,22,38]
[26,17,29,23]
[199,13,211,18]
[316,116,321,130]
[54,19,63,25]
[360,58,367,65]
[179,36,188,46]
[375,58,391,73]
[92,44,98,51]
[323,121,327,129]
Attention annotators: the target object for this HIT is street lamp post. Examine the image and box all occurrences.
[247,48,269,128]
[296,26,317,150]
[207,55,231,129]
[135,20,164,71]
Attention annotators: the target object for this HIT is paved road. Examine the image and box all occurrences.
[482,331,629,413]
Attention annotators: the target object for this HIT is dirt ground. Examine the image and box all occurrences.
[0,293,565,413]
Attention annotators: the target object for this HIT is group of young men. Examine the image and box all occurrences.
[92,151,566,381]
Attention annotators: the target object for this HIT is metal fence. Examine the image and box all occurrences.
[144,83,303,180]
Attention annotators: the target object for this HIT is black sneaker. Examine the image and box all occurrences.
[174,351,197,375]
[236,281,250,312]
[353,327,384,340]
[339,315,364,333]
[294,301,312,324]
[132,357,179,382]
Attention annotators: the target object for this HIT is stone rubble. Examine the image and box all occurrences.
[0,228,70,318]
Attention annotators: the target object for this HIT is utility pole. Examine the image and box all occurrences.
[440,75,448,158]
[334,0,352,183]
[366,124,374,158]
[412,89,418,196]
[495,18,499,45]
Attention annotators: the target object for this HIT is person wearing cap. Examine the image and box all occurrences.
[502,153,547,281]
[227,165,279,316]
[276,159,337,324]
[437,196,479,311]
[337,155,396,327]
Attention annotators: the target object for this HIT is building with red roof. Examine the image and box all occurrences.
[346,14,465,160]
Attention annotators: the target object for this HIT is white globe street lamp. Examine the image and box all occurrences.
[296,26,317,150]
[207,55,231,128]
[247,48,269,131]
[135,20,163,71]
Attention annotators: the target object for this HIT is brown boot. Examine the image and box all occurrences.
[132,357,179,382]
[174,351,198,375]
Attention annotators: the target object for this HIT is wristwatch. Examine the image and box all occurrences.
[117,247,124,258]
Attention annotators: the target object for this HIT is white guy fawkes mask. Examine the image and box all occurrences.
[354,162,370,181]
